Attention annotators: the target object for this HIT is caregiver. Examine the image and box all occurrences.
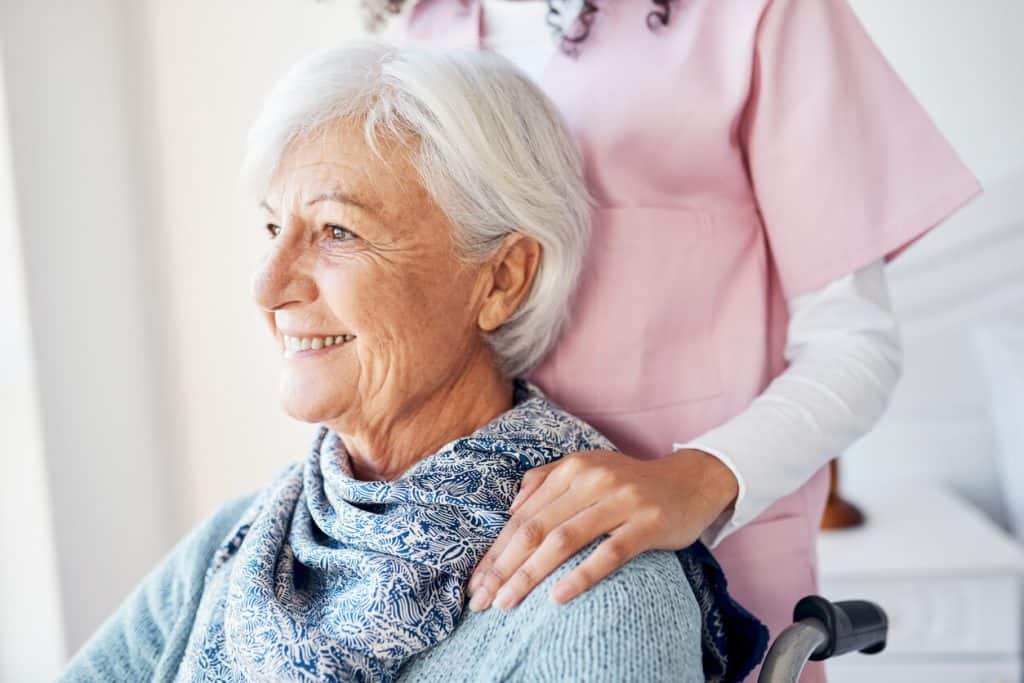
[377,1,982,680]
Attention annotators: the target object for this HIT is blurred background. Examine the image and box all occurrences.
[1,1,1022,681]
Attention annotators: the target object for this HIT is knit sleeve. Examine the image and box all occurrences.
[56,493,257,683]
[518,548,705,683]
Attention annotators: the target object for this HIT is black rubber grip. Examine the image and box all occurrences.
[793,595,888,661]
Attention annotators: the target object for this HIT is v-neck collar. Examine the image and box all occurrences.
[404,0,483,49]
[403,0,577,90]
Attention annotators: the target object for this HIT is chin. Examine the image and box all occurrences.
[278,382,348,425]
[281,400,347,426]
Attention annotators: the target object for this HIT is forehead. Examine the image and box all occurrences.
[267,119,422,207]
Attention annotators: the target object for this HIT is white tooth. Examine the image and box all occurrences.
[324,336,334,347]
[311,337,323,350]
[289,336,299,350]
[335,335,344,345]
[301,337,311,350]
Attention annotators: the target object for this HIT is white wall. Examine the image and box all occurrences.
[842,0,1024,527]
[0,0,176,657]
[0,39,66,682]
[849,0,1024,186]
[842,169,1024,527]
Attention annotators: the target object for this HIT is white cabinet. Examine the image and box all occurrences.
[818,484,1024,682]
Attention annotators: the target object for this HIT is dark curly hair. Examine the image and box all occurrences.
[359,0,678,54]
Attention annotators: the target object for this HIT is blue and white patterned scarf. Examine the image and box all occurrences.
[175,379,766,682]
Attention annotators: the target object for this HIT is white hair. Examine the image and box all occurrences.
[241,41,592,377]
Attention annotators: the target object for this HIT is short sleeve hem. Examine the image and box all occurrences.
[783,171,982,301]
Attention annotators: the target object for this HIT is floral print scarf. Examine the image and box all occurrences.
[175,379,765,682]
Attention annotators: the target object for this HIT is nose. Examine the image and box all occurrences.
[250,238,317,313]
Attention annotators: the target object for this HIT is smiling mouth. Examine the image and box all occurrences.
[282,334,356,358]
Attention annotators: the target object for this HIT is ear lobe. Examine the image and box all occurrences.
[477,234,541,333]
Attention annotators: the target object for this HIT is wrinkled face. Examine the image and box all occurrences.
[250,120,489,428]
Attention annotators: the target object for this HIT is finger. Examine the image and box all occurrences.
[467,472,571,603]
[509,462,555,514]
[477,486,607,610]
[470,486,588,611]
[490,497,625,610]
[550,524,645,605]
[467,461,574,595]
[469,456,586,591]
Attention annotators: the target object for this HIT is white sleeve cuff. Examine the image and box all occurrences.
[672,441,748,549]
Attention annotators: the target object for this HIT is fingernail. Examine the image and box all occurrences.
[551,582,574,604]
[469,587,491,612]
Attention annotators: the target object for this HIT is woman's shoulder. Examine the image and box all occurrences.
[539,538,696,606]
[526,539,704,647]
[55,491,263,683]
[188,463,306,569]
[398,541,704,682]
[133,490,262,608]
[186,492,262,566]
[512,380,619,452]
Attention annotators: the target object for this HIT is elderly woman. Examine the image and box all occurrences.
[58,43,764,682]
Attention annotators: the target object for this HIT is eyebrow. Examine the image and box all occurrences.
[259,189,379,215]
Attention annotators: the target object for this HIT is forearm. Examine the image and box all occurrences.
[677,259,902,547]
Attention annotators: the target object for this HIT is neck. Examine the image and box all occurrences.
[329,354,515,481]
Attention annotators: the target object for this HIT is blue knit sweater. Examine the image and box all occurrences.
[57,492,708,682]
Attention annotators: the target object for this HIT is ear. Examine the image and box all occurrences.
[477,233,541,333]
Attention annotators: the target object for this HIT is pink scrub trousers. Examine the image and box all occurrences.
[711,464,832,681]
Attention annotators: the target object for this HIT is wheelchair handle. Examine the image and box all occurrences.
[794,595,887,660]
[758,595,887,683]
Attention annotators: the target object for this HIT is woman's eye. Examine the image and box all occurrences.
[326,224,357,241]
[265,223,281,239]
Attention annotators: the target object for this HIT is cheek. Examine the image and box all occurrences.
[317,265,369,328]
[326,259,478,358]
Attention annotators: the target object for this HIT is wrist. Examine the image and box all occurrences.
[670,447,740,515]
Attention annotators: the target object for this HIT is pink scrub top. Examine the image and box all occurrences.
[399,0,981,678]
